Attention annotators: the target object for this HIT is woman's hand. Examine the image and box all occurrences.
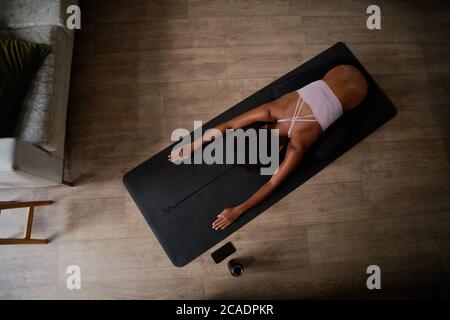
[212,207,242,230]
[168,141,198,163]
[168,143,191,163]
[168,138,205,163]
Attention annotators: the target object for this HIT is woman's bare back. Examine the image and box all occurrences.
[266,64,368,149]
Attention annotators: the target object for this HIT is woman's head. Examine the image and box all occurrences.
[324,64,368,112]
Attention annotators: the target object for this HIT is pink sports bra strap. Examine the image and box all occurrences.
[277,95,317,138]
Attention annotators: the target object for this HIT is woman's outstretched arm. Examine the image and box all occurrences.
[169,101,275,162]
[212,141,306,230]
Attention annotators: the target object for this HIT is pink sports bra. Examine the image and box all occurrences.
[277,80,343,137]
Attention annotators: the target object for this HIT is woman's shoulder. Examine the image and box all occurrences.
[289,124,322,151]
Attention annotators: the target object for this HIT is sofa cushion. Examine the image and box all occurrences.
[1,25,72,154]
[0,35,50,137]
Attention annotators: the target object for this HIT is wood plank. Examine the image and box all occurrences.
[302,14,450,45]
[285,181,369,226]
[226,45,308,79]
[188,0,368,18]
[188,0,450,19]
[94,16,304,53]
[72,47,228,87]
[306,215,441,266]
[225,44,426,80]
[82,0,188,24]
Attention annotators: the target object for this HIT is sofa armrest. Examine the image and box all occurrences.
[0,138,63,188]
[0,0,78,35]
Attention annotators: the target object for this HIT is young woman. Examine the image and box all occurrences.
[169,65,368,230]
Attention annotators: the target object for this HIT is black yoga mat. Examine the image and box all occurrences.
[123,42,397,267]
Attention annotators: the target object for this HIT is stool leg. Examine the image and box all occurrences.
[24,206,34,239]
[0,202,50,245]
[0,239,48,245]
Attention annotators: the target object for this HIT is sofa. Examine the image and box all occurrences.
[0,0,77,188]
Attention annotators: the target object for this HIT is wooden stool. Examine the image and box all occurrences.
[0,201,53,245]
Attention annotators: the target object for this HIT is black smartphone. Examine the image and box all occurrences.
[211,242,236,264]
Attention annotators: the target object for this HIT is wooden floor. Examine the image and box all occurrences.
[1,0,449,299]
